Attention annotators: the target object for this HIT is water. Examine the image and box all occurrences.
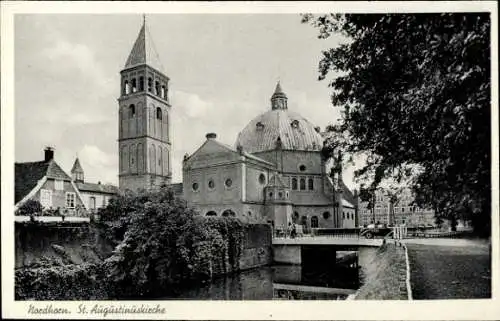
[159,247,379,300]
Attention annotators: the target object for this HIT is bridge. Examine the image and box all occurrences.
[272,234,383,265]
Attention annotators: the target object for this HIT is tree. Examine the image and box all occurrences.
[100,186,246,297]
[16,199,42,216]
[302,13,491,236]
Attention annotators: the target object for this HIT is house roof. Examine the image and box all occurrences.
[76,182,119,195]
[15,159,72,203]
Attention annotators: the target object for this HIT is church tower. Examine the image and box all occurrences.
[118,17,172,191]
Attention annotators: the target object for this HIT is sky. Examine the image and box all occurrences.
[14,14,365,190]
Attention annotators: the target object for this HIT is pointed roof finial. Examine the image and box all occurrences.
[271,80,287,110]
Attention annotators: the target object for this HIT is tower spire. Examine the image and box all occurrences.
[123,16,165,73]
[271,81,288,110]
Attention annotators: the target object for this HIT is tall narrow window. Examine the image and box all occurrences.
[65,192,76,209]
[292,178,298,190]
[131,78,137,93]
[300,178,306,190]
[161,85,166,99]
[147,77,153,92]
[40,189,52,208]
[308,178,314,190]
[129,104,136,118]
[89,197,96,210]
[124,80,130,95]
[311,216,319,228]
[139,77,144,91]
[155,81,160,96]
[156,107,162,120]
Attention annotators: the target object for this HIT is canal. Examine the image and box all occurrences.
[159,247,379,300]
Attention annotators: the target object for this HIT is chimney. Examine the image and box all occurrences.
[44,147,54,162]
[206,133,217,140]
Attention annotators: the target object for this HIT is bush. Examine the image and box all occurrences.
[16,199,42,216]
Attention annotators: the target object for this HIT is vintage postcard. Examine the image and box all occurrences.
[1,1,499,320]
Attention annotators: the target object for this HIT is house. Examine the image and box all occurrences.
[15,147,118,216]
[15,147,86,215]
[70,157,119,212]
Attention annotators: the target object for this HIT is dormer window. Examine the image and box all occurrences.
[256,122,264,130]
[291,120,299,128]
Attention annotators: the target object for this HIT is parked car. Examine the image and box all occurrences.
[360,226,393,239]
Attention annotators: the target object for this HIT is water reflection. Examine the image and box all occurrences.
[162,248,378,300]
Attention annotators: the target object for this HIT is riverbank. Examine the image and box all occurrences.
[353,242,409,300]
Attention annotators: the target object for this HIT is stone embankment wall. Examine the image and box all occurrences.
[239,224,272,270]
[352,242,410,300]
[15,222,272,300]
[15,222,114,268]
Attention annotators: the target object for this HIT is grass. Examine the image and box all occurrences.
[355,242,408,300]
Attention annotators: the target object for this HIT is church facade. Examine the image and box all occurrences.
[182,83,356,230]
[119,20,356,230]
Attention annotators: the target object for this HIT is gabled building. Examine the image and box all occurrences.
[15,147,118,215]
[181,83,357,230]
[15,147,86,214]
[70,157,119,212]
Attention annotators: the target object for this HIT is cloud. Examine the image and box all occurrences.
[77,145,118,185]
[42,41,111,88]
[171,90,213,118]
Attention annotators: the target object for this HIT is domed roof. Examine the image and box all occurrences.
[235,83,323,154]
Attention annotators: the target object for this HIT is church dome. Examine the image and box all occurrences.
[235,83,324,154]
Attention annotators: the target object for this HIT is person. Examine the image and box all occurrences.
[290,222,297,238]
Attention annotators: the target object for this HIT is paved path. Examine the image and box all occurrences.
[405,239,491,299]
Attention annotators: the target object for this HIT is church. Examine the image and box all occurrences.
[118,19,357,231]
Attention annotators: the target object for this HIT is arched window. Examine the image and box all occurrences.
[131,78,137,93]
[156,107,162,120]
[147,77,153,92]
[157,146,162,174]
[292,178,298,190]
[308,178,314,190]
[129,104,136,118]
[161,85,166,99]
[124,80,130,95]
[155,81,160,95]
[222,209,236,217]
[300,178,306,190]
[323,211,330,220]
[259,173,266,185]
[301,215,307,227]
[311,216,319,228]
[343,212,346,219]
[139,77,144,91]
[206,211,217,216]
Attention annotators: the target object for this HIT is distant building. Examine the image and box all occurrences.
[14,147,118,215]
[357,187,435,227]
[70,157,119,212]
